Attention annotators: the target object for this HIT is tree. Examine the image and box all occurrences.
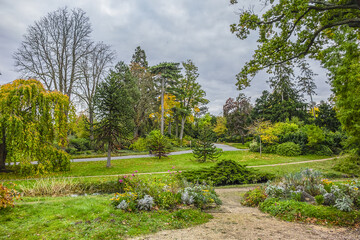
[248,120,272,157]
[297,61,318,119]
[76,42,115,142]
[93,62,136,168]
[223,94,252,143]
[0,79,72,173]
[150,62,182,135]
[172,60,208,142]
[14,7,94,101]
[230,0,360,88]
[130,46,156,138]
[213,116,228,138]
[267,62,295,102]
[147,130,171,159]
[193,128,222,163]
[314,101,341,131]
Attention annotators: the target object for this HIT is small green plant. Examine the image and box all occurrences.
[276,142,301,156]
[315,195,325,205]
[192,129,222,163]
[129,137,148,151]
[242,187,267,207]
[146,130,172,159]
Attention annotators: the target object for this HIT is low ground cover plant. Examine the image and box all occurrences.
[111,171,221,211]
[242,168,360,226]
[180,160,274,186]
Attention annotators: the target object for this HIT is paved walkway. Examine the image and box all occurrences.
[71,143,243,163]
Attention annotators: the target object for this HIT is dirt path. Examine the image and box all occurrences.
[131,188,360,240]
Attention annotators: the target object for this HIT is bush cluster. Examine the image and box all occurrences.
[276,142,301,156]
[111,172,222,211]
[180,160,274,186]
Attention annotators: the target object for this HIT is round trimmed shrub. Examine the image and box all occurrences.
[276,142,301,156]
[249,140,260,152]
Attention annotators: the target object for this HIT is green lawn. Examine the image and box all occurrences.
[222,142,249,149]
[0,151,332,180]
[0,194,212,240]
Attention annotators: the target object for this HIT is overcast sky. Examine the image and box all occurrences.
[0,0,332,115]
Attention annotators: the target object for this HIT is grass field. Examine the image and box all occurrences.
[0,194,211,240]
[0,151,332,180]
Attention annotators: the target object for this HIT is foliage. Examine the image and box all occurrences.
[213,116,227,138]
[93,61,136,167]
[180,160,274,186]
[259,198,360,227]
[192,128,222,163]
[68,137,91,152]
[129,137,148,151]
[249,140,260,152]
[333,155,360,177]
[315,195,325,205]
[315,101,341,132]
[179,183,222,209]
[146,130,172,159]
[111,172,221,211]
[0,79,72,174]
[241,187,267,207]
[223,94,252,141]
[0,183,20,209]
[276,142,301,157]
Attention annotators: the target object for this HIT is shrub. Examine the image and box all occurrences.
[333,155,360,177]
[262,144,278,154]
[146,130,172,159]
[180,160,274,186]
[137,195,154,211]
[242,187,267,207]
[314,145,333,156]
[0,183,20,209]
[276,142,301,156]
[249,140,260,152]
[129,137,148,151]
[68,137,91,151]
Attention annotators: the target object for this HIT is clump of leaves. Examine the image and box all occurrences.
[180,160,274,186]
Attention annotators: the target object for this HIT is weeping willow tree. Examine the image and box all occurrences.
[0,79,72,174]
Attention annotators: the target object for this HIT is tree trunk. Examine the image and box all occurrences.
[160,77,165,135]
[89,106,94,142]
[0,128,6,171]
[168,120,172,136]
[107,141,112,168]
[179,116,186,145]
[310,94,316,120]
[175,117,179,138]
[133,126,139,139]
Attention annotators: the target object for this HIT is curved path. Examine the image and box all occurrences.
[131,187,360,240]
[71,143,242,163]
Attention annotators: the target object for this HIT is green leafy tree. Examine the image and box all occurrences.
[146,130,172,159]
[172,60,208,143]
[0,79,72,173]
[94,62,136,168]
[229,0,360,155]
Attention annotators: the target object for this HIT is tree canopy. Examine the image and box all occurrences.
[0,79,72,173]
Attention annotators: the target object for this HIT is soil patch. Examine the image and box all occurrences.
[131,187,360,240]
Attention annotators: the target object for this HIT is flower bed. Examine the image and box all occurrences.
[111,171,222,211]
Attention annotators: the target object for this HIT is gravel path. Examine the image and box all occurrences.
[131,188,360,240]
[71,143,242,163]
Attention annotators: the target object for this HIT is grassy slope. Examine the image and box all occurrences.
[0,195,212,240]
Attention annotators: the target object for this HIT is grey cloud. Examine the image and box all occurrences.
[0,0,332,115]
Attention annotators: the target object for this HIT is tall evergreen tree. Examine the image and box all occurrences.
[150,62,182,134]
[94,61,136,168]
[297,60,317,119]
[130,46,156,138]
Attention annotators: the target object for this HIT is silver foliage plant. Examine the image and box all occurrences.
[116,200,129,210]
[137,195,154,211]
